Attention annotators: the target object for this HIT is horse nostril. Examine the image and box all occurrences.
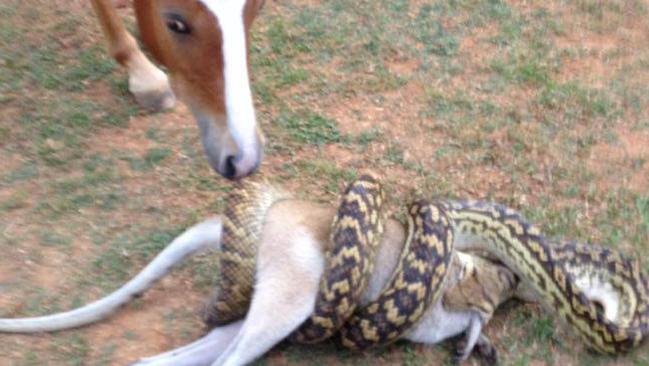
[223,155,237,179]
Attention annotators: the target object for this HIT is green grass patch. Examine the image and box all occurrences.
[275,110,340,145]
[296,158,357,194]
[121,147,173,171]
[0,189,29,211]
[538,82,620,124]
[88,226,185,290]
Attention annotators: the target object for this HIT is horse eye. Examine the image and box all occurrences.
[165,16,191,35]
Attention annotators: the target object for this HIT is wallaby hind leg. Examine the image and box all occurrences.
[90,0,175,111]
[211,228,325,366]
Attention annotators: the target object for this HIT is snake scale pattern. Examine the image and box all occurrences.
[440,200,649,353]
[292,175,388,343]
[203,181,289,326]
[339,200,454,349]
[208,176,649,353]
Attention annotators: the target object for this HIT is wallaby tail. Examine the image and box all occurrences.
[0,216,222,333]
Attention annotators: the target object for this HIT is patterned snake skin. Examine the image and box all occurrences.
[205,178,649,354]
[203,181,289,326]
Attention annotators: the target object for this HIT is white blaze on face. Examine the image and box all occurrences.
[200,0,258,170]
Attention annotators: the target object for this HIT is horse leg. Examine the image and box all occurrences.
[90,0,175,111]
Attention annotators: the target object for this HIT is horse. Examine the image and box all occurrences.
[90,0,266,179]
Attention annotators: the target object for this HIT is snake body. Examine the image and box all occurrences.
[203,181,289,326]
[291,176,455,347]
[292,175,388,343]
[441,199,649,353]
[339,201,453,349]
[211,179,649,353]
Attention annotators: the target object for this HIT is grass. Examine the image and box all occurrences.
[275,110,341,145]
[1,0,649,365]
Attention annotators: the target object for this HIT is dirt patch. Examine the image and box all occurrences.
[348,81,427,137]
[589,127,649,192]
[386,58,421,76]
[87,273,207,364]
[552,4,649,87]
[556,33,630,87]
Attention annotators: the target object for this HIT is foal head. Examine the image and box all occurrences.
[134,0,265,179]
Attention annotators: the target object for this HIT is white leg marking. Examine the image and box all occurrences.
[457,314,484,361]
[199,0,259,172]
[124,34,176,111]
[405,303,486,362]
[404,301,474,344]
[129,321,243,366]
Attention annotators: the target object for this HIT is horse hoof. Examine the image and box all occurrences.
[133,87,176,112]
[129,64,176,112]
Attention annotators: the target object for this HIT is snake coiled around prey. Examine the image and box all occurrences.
[439,199,649,353]
[208,178,649,353]
[203,181,289,326]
